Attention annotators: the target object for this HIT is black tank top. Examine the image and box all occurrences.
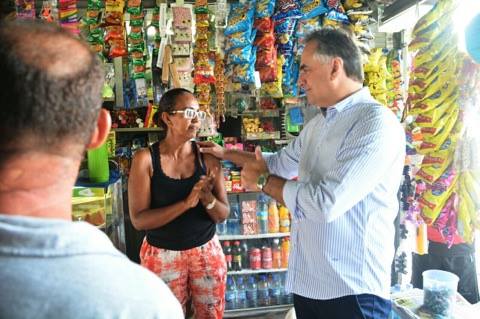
[146,141,215,250]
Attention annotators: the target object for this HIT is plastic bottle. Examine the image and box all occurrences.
[223,241,232,271]
[272,238,282,269]
[246,275,258,308]
[281,273,293,304]
[225,276,237,310]
[216,219,227,235]
[257,274,270,307]
[257,195,268,234]
[232,241,243,271]
[279,205,290,233]
[268,199,280,233]
[281,237,290,268]
[227,202,241,235]
[269,273,283,305]
[236,276,247,309]
[261,242,273,269]
[240,240,249,269]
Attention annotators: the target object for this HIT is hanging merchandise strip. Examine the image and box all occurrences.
[82,0,104,59]
[404,0,480,247]
[16,0,36,19]
[58,0,79,35]
[104,0,126,58]
[194,0,214,114]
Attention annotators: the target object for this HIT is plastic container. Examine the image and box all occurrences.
[236,276,247,309]
[246,275,258,308]
[257,195,268,234]
[87,142,109,183]
[227,202,241,235]
[422,269,459,318]
[267,199,279,233]
[225,276,237,310]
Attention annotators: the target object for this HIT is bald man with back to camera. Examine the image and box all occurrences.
[0,20,183,319]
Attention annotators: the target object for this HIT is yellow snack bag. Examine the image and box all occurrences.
[411,0,455,36]
[261,57,283,98]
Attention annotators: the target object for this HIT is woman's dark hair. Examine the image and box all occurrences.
[155,88,193,139]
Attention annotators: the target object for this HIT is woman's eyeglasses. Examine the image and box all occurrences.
[169,108,206,120]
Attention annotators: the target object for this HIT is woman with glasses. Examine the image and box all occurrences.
[128,88,229,318]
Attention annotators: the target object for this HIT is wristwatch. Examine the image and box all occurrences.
[256,172,270,191]
[206,198,217,210]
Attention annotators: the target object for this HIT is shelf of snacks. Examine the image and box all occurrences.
[240,109,281,117]
[219,233,290,241]
[245,131,281,140]
[227,268,288,276]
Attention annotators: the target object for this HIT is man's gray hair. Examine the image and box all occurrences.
[305,28,364,83]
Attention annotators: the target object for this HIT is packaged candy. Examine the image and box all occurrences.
[256,0,276,19]
[225,2,255,36]
[323,9,350,28]
[300,0,328,19]
[225,29,256,52]
[232,53,256,84]
[228,45,253,65]
[261,57,284,98]
[411,0,455,37]
[274,18,298,45]
[273,0,301,20]
[172,5,192,29]
[254,17,274,33]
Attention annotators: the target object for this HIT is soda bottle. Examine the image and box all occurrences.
[249,247,261,270]
[236,276,247,309]
[261,243,272,269]
[269,273,283,305]
[223,241,232,271]
[257,195,268,234]
[278,205,290,233]
[281,237,290,268]
[225,276,237,310]
[246,275,258,308]
[268,199,279,233]
[232,241,243,271]
[240,240,249,269]
[272,238,282,269]
[257,274,270,307]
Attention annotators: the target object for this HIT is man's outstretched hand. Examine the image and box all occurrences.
[197,141,225,160]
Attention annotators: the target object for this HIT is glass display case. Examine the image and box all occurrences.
[72,176,125,253]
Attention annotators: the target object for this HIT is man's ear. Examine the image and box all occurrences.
[86,108,111,150]
[330,57,343,80]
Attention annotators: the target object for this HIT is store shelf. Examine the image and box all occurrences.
[240,109,280,117]
[224,304,293,318]
[227,268,287,275]
[227,190,261,195]
[113,127,163,132]
[219,233,290,240]
[244,131,281,140]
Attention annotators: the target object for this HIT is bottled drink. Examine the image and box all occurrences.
[227,202,241,235]
[261,243,272,269]
[216,219,227,235]
[268,199,279,233]
[223,241,232,271]
[240,240,249,269]
[281,237,290,268]
[281,273,293,304]
[257,195,268,234]
[257,274,270,307]
[236,276,247,309]
[225,276,237,310]
[249,247,261,270]
[269,273,283,305]
[272,238,282,269]
[232,241,243,271]
[246,275,258,308]
[279,205,290,233]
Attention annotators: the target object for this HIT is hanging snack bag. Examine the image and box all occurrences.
[256,0,276,19]
[224,2,255,36]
